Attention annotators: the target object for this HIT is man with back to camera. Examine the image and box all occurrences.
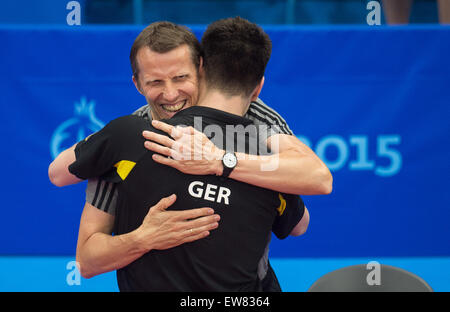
[64,17,311,291]
[49,20,331,290]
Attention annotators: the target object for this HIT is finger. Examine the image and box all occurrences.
[151,194,177,212]
[152,154,181,168]
[184,214,220,230]
[151,120,176,137]
[179,221,219,244]
[171,127,184,140]
[172,207,215,221]
[191,221,220,233]
[143,131,176,149]
[179,230,211,245]
[144,141,173,157]
[184,222,219,238]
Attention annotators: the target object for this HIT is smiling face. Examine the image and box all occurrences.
[133,44,200,120]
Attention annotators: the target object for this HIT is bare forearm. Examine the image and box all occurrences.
[230,149,332,195]
[48,144,82,186]
[143,123,333,195]
[76,230,146,279]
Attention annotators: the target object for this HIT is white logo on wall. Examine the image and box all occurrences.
[50,97,105,159]
[297,134,402,176]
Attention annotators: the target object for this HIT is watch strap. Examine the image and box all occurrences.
[221,152,236,178]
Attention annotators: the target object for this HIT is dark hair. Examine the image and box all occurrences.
[130,21,202,79]
[201,17,272,97]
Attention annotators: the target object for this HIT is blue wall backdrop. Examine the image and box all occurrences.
[0,25,449,264]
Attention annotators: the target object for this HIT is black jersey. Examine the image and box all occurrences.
[69,106,304,291]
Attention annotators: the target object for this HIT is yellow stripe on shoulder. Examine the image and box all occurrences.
[114,160,136,180]
[277,193,286,216]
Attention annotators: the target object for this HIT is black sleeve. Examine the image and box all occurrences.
[272,194,305,239]
[68,115,148,181]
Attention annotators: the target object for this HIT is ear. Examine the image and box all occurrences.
[198,56,204,77]
[250,76,265,102]
[132,75,144,95]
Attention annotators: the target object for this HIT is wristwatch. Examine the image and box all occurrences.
[221,151,237,178]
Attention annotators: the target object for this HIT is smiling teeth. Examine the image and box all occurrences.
[162,101,185,112]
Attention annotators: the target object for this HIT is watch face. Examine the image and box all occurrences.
[223,152,237,168]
